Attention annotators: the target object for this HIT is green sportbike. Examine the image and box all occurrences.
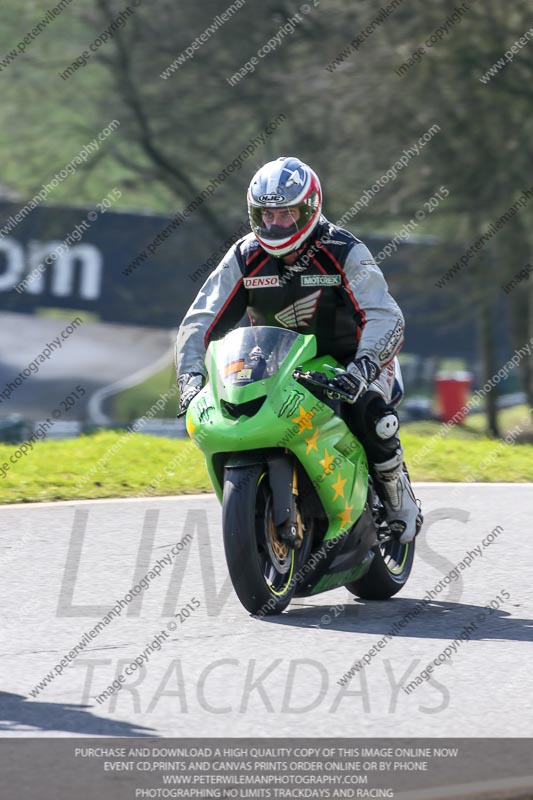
[185,326,415,615]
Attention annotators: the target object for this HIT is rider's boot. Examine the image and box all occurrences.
[372,447,423,543]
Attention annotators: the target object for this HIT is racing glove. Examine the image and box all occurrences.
[327,356,379,404]
[178,373,204,416]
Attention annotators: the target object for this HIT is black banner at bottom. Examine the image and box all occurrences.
[1,738,532,800]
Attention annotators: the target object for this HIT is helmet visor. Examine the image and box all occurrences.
[249,189,321,243]
[249,205,300,242]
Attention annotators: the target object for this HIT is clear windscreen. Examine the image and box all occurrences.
[213,327,299,386]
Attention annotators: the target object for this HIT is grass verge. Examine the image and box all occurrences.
[0,426,531,505]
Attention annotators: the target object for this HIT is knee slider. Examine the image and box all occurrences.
[374,408,399,440]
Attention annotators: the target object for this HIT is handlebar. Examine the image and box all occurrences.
[292,367,355,403]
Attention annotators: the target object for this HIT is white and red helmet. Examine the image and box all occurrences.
[247,156,322,257]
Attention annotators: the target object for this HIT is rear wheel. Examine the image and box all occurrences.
[222,465,299,615]
[346,535,415,599]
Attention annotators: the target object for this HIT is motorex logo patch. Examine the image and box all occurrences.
[301,275,342,287]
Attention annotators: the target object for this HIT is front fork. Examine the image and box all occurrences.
[275,459,304,549]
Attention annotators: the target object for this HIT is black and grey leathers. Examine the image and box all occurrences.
[176,217,405,384]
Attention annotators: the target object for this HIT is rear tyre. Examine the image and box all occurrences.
[345,536,415,600]
[222,465,299,615]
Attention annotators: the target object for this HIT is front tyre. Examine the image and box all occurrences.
[345,537,415,600]
[222,465,297,615]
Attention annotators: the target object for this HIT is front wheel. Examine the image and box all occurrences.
[345,536,415,600]
[222,465,299,615]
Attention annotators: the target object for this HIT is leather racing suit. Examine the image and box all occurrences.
[176,216,419,541]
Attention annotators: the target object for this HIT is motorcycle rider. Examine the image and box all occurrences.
[176,156,422,543]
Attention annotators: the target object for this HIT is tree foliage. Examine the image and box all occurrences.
[1,0,532,429]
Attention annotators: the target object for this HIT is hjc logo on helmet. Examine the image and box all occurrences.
[258,193,286,204]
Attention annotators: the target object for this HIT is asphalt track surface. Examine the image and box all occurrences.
[0,311,175,421]
[0,484,531,739]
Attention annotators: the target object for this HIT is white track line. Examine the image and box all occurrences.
[0,493,212,510]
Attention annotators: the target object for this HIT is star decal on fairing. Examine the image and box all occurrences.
[292,406,315,433]
[338,501,354,527]
[319,449,335,474]
[305,428,319,454]
[331,472,347,501]
[274,290,322,328]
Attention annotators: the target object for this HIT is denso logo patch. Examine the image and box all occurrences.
[301,275,342,287]
[243,275,281,288]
